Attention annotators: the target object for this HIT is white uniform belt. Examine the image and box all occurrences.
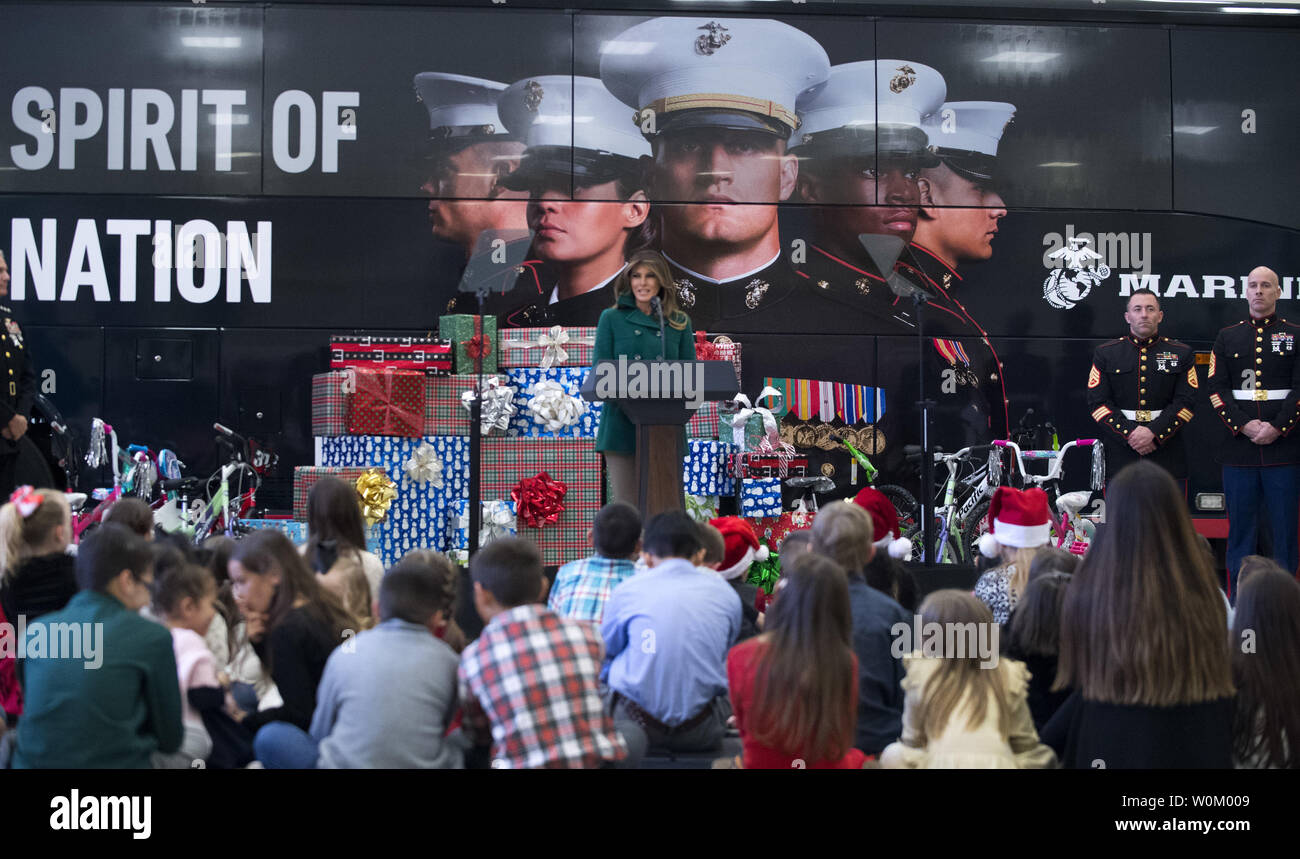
[1231,389,1292,401]
[1121,409,1163,421]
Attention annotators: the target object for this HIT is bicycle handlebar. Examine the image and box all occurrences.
[994,438,1096,484]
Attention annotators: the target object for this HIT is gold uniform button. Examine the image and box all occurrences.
[1257,347,1263,353]
[1140,376,1146,382]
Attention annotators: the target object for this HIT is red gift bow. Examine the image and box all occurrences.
[694,331,719,360]
[511,471,568,529]
[464,334,491,360]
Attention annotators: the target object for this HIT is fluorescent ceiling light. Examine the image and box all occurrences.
[600,41,656,55]
[181,36,242,49]
[983,51,1060,64]
[1221,6,1300,13]
[1039,161,1081,167]
[1173,125,1217,134]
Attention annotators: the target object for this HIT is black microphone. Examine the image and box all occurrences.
[650,296,666,360]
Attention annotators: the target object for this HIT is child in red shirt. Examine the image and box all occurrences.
[727,554,867,769]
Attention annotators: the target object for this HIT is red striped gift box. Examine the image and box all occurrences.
[482,438,602,565]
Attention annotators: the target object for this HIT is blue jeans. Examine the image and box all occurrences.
[253,722,320,769]
[1223,464,1300,600]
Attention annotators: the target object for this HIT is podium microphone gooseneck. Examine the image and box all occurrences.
[650,295,666,359]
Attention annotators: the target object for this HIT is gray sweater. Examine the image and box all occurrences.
[311,618,463,769]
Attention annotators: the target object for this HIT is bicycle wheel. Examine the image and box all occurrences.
[961,499,992,561]
[901,523,961,565]
[876,484,918,534]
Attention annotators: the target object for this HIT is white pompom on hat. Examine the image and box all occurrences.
[979,486,1052,558]
[710,516,768,581]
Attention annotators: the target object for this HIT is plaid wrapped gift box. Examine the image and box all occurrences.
[686,401,722,439]
[683,439,737,497]
[311,371,351,437]
[483,438,601,565]
[293,467,375,522]
[506,367,602,438]
[498,326,596,369]
[439,314,498,374]
[447,499,518,550]
[424,374,510,436]
[739,478,783,518]
[346,368,426,438]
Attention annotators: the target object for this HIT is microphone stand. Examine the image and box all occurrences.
[912,292,936,564]
[652,296,667,359]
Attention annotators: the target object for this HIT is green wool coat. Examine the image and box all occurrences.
[593,292,697,454]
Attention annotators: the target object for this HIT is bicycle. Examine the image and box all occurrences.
[155,424,260,544]
[901,443,1000,564]
[993,438,1105,556]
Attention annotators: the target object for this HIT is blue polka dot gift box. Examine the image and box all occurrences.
[739,478,783,518]
[682,439,737,497]
[505,367,602,438]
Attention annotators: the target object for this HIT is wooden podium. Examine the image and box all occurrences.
[582,360,740,520]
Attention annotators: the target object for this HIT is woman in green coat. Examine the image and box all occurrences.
[594,250,696,505]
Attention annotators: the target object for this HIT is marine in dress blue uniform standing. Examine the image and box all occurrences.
[1087,288,1197,484]
[1207,266,1300,595]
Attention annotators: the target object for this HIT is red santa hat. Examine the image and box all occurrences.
[978,486,1053,558]
[710,516,769,581]
[852,487,913,560]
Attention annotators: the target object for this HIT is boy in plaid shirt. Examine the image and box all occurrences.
[548,502,642,624]
[459,537,645,768]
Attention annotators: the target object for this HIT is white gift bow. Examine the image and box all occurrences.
[531,326,594,371]
[403,442,444,488]
[527,379,587,432]
[459,499,516,544]
[729,385,783,450]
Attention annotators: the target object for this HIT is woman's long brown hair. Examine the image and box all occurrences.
[913,590,1014,744]
[1231,561,1300,768]
[1054,460,1233,705]
[231,529,358,649]
[750,553,857,762]
[611,250,689,330]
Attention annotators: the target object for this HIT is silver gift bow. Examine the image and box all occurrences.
[459,499,516,545]
[461,377,518,434]
[403,442,444,488]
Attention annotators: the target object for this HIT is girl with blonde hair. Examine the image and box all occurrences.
[881,589,1057,769]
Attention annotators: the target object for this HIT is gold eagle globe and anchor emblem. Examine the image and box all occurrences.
[889,65,917,94]
[695,22,731,55]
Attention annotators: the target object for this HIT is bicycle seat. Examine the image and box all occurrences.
[160,477,203,493]
[64,492,88,512]
[784,475,835,493]
[1056,490,1091,514]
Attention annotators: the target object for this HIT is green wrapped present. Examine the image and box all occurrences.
[439,314,498,374]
